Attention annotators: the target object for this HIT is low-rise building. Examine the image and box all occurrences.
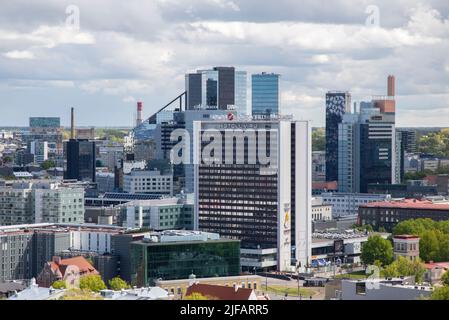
[335,278,433,300]
[123,169,173,195]
[393,235,420,261]
[8,278,64,300]
[156,275,261,300]
[118,196,194,230]
[185,283,257,300]
[99,286,171,300]
[37,256,99,288]
[312,197,333,221]
[0,223,125,282]
[130,230,241,286]
[359,199,449,231]
[320,192,390,218]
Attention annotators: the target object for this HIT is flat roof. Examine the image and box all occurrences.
[360,199,449,211]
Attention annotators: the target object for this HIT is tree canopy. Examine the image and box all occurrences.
[79,275,107,293]
[382,256,427,283]
[361,235,394,266]
[393,219,449,262]
[51,280,67,289]
[108,277,131,291]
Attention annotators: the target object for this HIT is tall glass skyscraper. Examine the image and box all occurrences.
[251,73,280,116]
[325,91,351,182]
[234,71,248,115]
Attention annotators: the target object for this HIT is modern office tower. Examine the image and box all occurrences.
[157,109,230,194]
[215,66,235,109]
[185,73,202,109]
[325,91,351,182]
[25,117,64,166]
[186,67,247,111]
[235,71,248,115]
[200,69,219,107]
[338,102,397,193]
[123,169,173,195]
[398,129,417,153]
[0,182,84,225]
[251,72,281,116]
[65,139,96,182]
[30,140,49,164]
[64,108,96,182]
[395,131,404,184]
[194,118,312,272]
[129,231,240,286]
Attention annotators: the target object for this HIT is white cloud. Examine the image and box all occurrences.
[3,50,35,59]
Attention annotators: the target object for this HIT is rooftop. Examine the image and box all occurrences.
[360,199,449,210]
[185,283,255,300]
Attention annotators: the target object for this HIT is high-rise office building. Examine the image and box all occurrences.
[234,71,248,116]
[325,92,351,182]
[193,118,312,272]
[251,73,281,116]
[185,73,202,109]
[338,99,398,193]
[65,139,96,182]
[64,108,96,182]
[25,117,63,166]
[398,130,417,154]
[185,67,247,112]
[30,140,49,164]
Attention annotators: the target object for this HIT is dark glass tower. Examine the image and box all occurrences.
[325,92,351,182]
[185,73,202,110]
[214,66,235,110]
[64,139,96,182]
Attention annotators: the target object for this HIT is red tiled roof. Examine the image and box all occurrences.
[313,181,338,190]
[50,256,98,277]
[360,199,449,211]
[424,262,449,270]
[185,283,254,300]
[394,235,420,240]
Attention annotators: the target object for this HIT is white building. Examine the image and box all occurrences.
[320,192,390,218]
[123,170,173,195]
[194,118,312,272]
[30,140,49,164]
[311,197,333,221]
[119,196,194,230]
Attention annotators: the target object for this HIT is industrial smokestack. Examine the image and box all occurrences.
[71,107,75,139]
[388,75,395,97]
[136,101,143,126]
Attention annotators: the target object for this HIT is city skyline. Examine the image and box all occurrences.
[0,0,448,127]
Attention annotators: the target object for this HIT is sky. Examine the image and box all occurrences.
[0,0,448,127]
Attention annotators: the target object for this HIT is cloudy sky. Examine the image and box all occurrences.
[0,0,448,127]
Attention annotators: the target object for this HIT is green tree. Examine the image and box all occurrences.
[183,293,212,300]
[79,275,107,293]
[52,280,67,289]
[441,272,449,286]
[312,128,325,152]
[108,277,131,291]
[40,160,56,170]
[361,235,394,266]
[61,289,104,300]
[382,256,427,283]
[431,286,449,300]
